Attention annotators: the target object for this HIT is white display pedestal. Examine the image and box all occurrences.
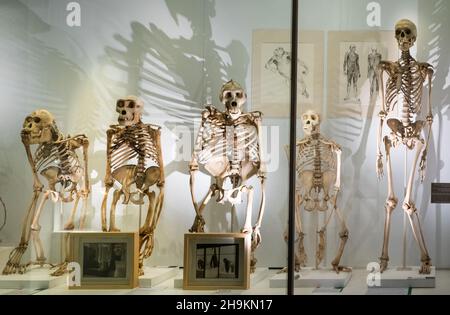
[139,267,179,288]
[173,267,270,289]
[269,267,352,288]
[0,266,66,290]
[368,266,435,288]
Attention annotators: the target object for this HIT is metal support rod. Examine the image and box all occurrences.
[288,0,299,296]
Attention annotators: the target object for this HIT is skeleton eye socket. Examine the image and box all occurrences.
[236,92,242,98]
[33,117,41,123]
[226,92,232,98]
[405,29,411,35]
[127,101,135,108]
[396,30,401,36]
[311,116,316,121]
[117,100,124,108]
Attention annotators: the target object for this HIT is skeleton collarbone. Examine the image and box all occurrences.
[297,135,337,212]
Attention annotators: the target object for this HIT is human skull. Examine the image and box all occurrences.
[116,95,143,126]
[395,19,417,51]
[22,109,57,144]
[302,110,320,136]
[220,80,246,115]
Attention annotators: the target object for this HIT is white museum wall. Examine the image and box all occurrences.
[0,0,449,271]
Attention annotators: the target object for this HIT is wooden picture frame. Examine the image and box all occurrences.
[252,30,324,117]
[69,231,138,289]
[183,233,250,290]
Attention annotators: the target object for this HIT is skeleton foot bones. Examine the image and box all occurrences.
[189,80,266,272]
[376,19,433,274]
[3,110,90,275]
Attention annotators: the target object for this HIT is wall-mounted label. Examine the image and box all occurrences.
[431,183,450,203]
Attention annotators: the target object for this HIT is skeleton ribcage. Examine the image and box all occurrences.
[195,120,260,166]
[296,138,336,174]
[110,126,160,172]
[34,141,82,176]
[385,59,426,119]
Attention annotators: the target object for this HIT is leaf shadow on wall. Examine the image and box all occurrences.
[98,0,250,234]
[417,0,450,266]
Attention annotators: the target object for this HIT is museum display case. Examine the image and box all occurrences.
[0,0,449,296]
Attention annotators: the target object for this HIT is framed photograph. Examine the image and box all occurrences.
[69,232,138,289]
[252,30,324,117]
[183,233,250,290]
[327,31,397,119]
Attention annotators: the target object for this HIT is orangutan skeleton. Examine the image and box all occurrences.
[292,110,348,273]
[3,110,89,275]
[102,96,164,275]
[376,19,433,274]
[189,80,266,272]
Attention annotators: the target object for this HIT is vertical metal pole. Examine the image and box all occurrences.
[288,0,298,296]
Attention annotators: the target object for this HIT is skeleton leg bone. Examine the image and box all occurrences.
[2,191,40,274]
[295,191,306,271]
[240,185,254,234]
[380,136,398,272]
[78,196,88,230]
[330,207,350,273]
[64,193,79,230]
[31,190,51,265]
[403,140,431,274]
[50,233,71,276]
[109,189,122,232]
[189,185,217,232]
[101,185,112,231]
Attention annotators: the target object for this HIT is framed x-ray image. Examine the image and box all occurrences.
[69,232,139,289]
[183,233,250,290]
[252,30,324,117]
[327,31,397,119]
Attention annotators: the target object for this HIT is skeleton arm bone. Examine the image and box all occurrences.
[253,113,266,231]
[104,128,116,187]
[376,62,389,179]
[21,135,43,191]
[419,65,434,181]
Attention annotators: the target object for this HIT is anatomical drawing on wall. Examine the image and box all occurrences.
[328,31,395,119]
[2,110,90,276]
[252,30,323,117]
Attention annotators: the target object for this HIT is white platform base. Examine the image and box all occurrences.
[173,267,270,289]
[369,266,435,288]
[269,267,352,288]
[139,267,179,288]
[0,266,66,290]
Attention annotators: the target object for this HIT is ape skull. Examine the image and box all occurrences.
[22,109,57,144]
[220,80,246,116]
[395,19,417,51]
[302,110,320,136]
[116,95,143,126]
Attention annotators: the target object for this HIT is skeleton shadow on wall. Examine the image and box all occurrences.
[0,0,106,234]
[98,0,250,232]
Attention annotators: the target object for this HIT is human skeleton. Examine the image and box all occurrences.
[291,110,348,273]
[101,96,164,275]
[376,19,433,274]
[189,80,266,272]
[3,110,89,275]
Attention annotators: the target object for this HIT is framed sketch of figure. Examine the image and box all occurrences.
[252,30,324,117]
[327,31,397,119]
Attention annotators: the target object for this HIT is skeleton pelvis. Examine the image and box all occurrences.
[204,157,258,181]
[112,164,160,205]
[298,170,335,212]
[40,166,78,201]
[387,118,424,148]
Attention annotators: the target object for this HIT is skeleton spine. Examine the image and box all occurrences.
[313,135,322,187]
